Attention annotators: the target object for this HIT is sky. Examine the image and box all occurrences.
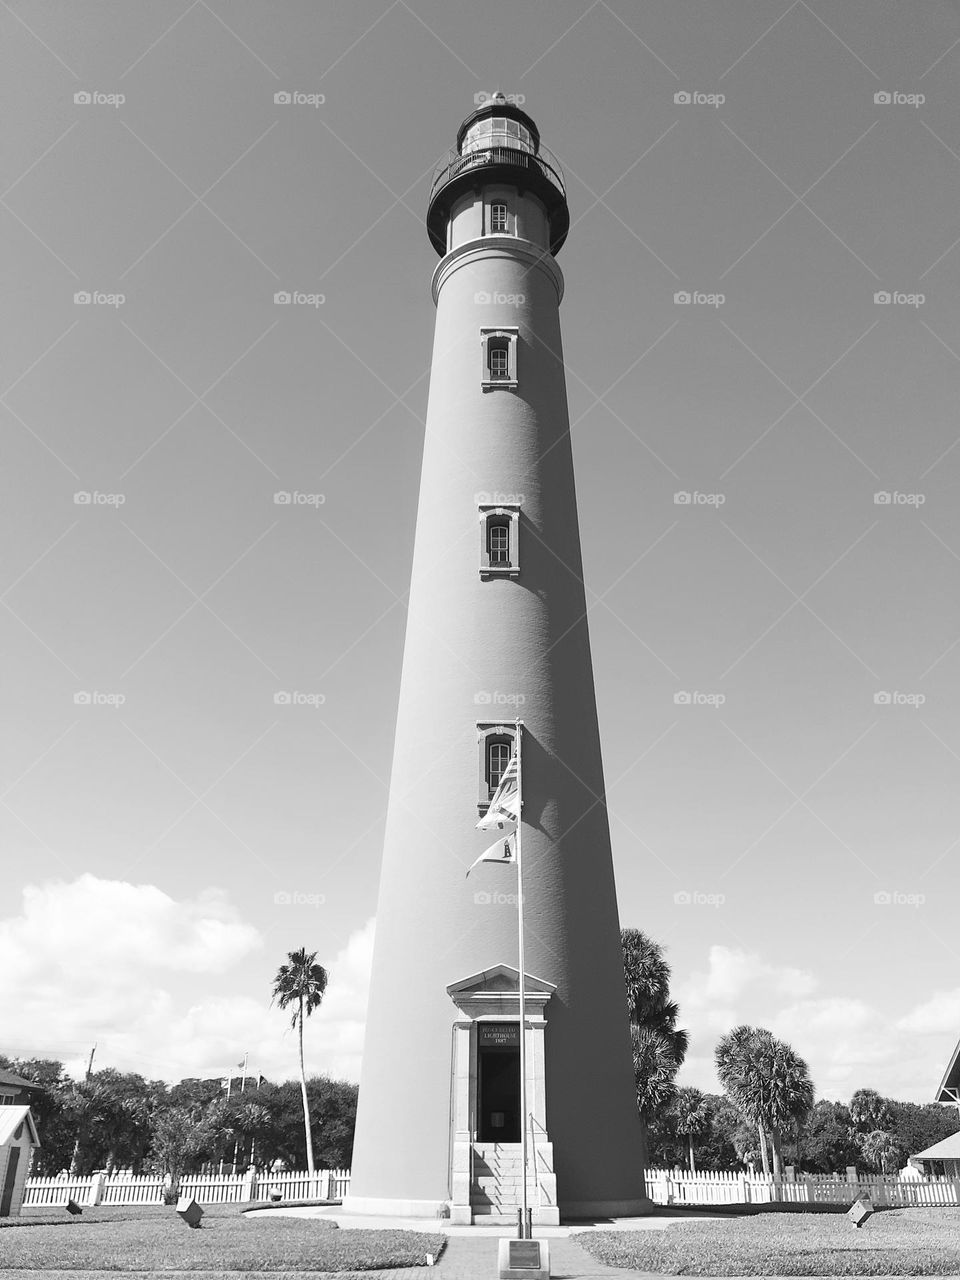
[2,0,960,1107]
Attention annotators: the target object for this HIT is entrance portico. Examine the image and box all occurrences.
[447,965,559,1225]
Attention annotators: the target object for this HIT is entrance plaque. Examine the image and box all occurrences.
[479,1022,520,1048]
[497,1237,550,1280]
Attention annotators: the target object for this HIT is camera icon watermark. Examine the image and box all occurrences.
[674,491,725,506]
[74,491,125,506]
[873,291,925,307]
[674,889,725,907]
[274,490,325,507]
[874,91,924,107]
[274,290,325,307]
[474,91,525,107]
[874,890,924,907]
[74,291,125,308]
[674,90,725,108]
[674,691,726,707]
[74,90,124,108]
[474,691,526,707]
[873,491,925,506]
[274,91,325,107]
[74,690,125,707]
[873,691,925,708]
[274,691,325,707]
[273,890,326,907]
[674,290,725,307]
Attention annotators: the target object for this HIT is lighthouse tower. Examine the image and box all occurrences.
[345,98,647,1223]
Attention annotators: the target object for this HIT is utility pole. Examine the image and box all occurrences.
[85,1044,96,1080]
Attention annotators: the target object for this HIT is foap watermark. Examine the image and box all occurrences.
[874,91,925,108]
[674,290,725,307]
[873,691,925,708]
[274,691,325,707]
[74,90,124,108]
[874,890,925,907]
[475,491,524,505]
[74,491,125,506]
[674,91,725,108]
[874,291,925,307]
[674,691,726,707]
[473,890,518,906]
[474,691,526,707]
[474,91,526,107]
[74,691,125,707]
[74,291,125,308]
[274,290,324,307]
[874,491,925,506]
[474,290,525,305]
[274,90,325,107]
[274,490,325,507]
[274,890,326,907]
[674,491,725,506]
[674,889,726,907]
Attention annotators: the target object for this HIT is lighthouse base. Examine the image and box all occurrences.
[340,1195,451,1219]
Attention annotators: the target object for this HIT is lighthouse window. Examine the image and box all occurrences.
[488,520,510,565]
[478,503,520,577]
[481,328,518,388]
[489,341,509,379]
[491,203,508,233]
[488,739,512,790]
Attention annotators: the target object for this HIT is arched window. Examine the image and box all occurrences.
[481,328,518,388]
[488,339,509,380]
[478,504,520,577]
[488,520,510,565]
[488,737,512,791]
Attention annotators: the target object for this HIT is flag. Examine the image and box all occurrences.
[476,752,520,830]
[466,831,516,877]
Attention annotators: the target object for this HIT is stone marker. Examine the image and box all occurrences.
[847,1195,874,1228]
[498,1237,550,1280]
[176,1195,204,1228]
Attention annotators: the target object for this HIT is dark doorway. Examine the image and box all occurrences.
[1,1146,20,1216]
[478,1022,520,1142]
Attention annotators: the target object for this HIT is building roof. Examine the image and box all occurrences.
[0,1106,40,1146]
[935,1035,960,1103]
[913,1131,960,1161]
[0,1068,40,1091]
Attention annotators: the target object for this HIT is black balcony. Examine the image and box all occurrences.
[426,144,569,257]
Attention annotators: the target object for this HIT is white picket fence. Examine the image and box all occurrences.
[645,1167,960,1207]
[23,1168,351,1208]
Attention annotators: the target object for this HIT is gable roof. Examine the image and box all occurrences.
[0,1106,40,1146]
[0,1068,40,1092]
[913,1130,960,1161]
[935,1035,960,1103]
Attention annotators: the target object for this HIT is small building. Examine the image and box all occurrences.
[910,1132,960,1177]
[0,1106,41,1216]
[0,1069,40,1107]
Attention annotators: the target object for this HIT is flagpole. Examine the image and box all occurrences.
[515,719,529,1238]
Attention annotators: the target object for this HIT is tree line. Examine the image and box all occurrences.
[622,926,959,1175]
[0,1056,357,1179]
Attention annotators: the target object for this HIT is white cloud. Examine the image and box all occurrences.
[673,946,956,1103]
[0,875,375,1085]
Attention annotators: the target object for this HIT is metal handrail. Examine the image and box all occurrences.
[429,145,565,203]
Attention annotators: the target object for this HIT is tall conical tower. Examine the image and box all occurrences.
[345,98,647,1223]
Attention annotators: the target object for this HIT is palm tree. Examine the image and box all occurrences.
[271,948,328,1175]
[64,1079,114,1176]
[849,1088,891,1135]
[715,1026,814,1179]
[673,1086,710,1174]
[622,929,688,1169]
[861,1128,903,1174]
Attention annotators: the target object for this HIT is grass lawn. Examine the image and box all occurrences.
[0,1205,445,1272]
[579,1208,960,1276]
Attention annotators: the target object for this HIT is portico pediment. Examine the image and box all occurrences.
[447,964,556,1018]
